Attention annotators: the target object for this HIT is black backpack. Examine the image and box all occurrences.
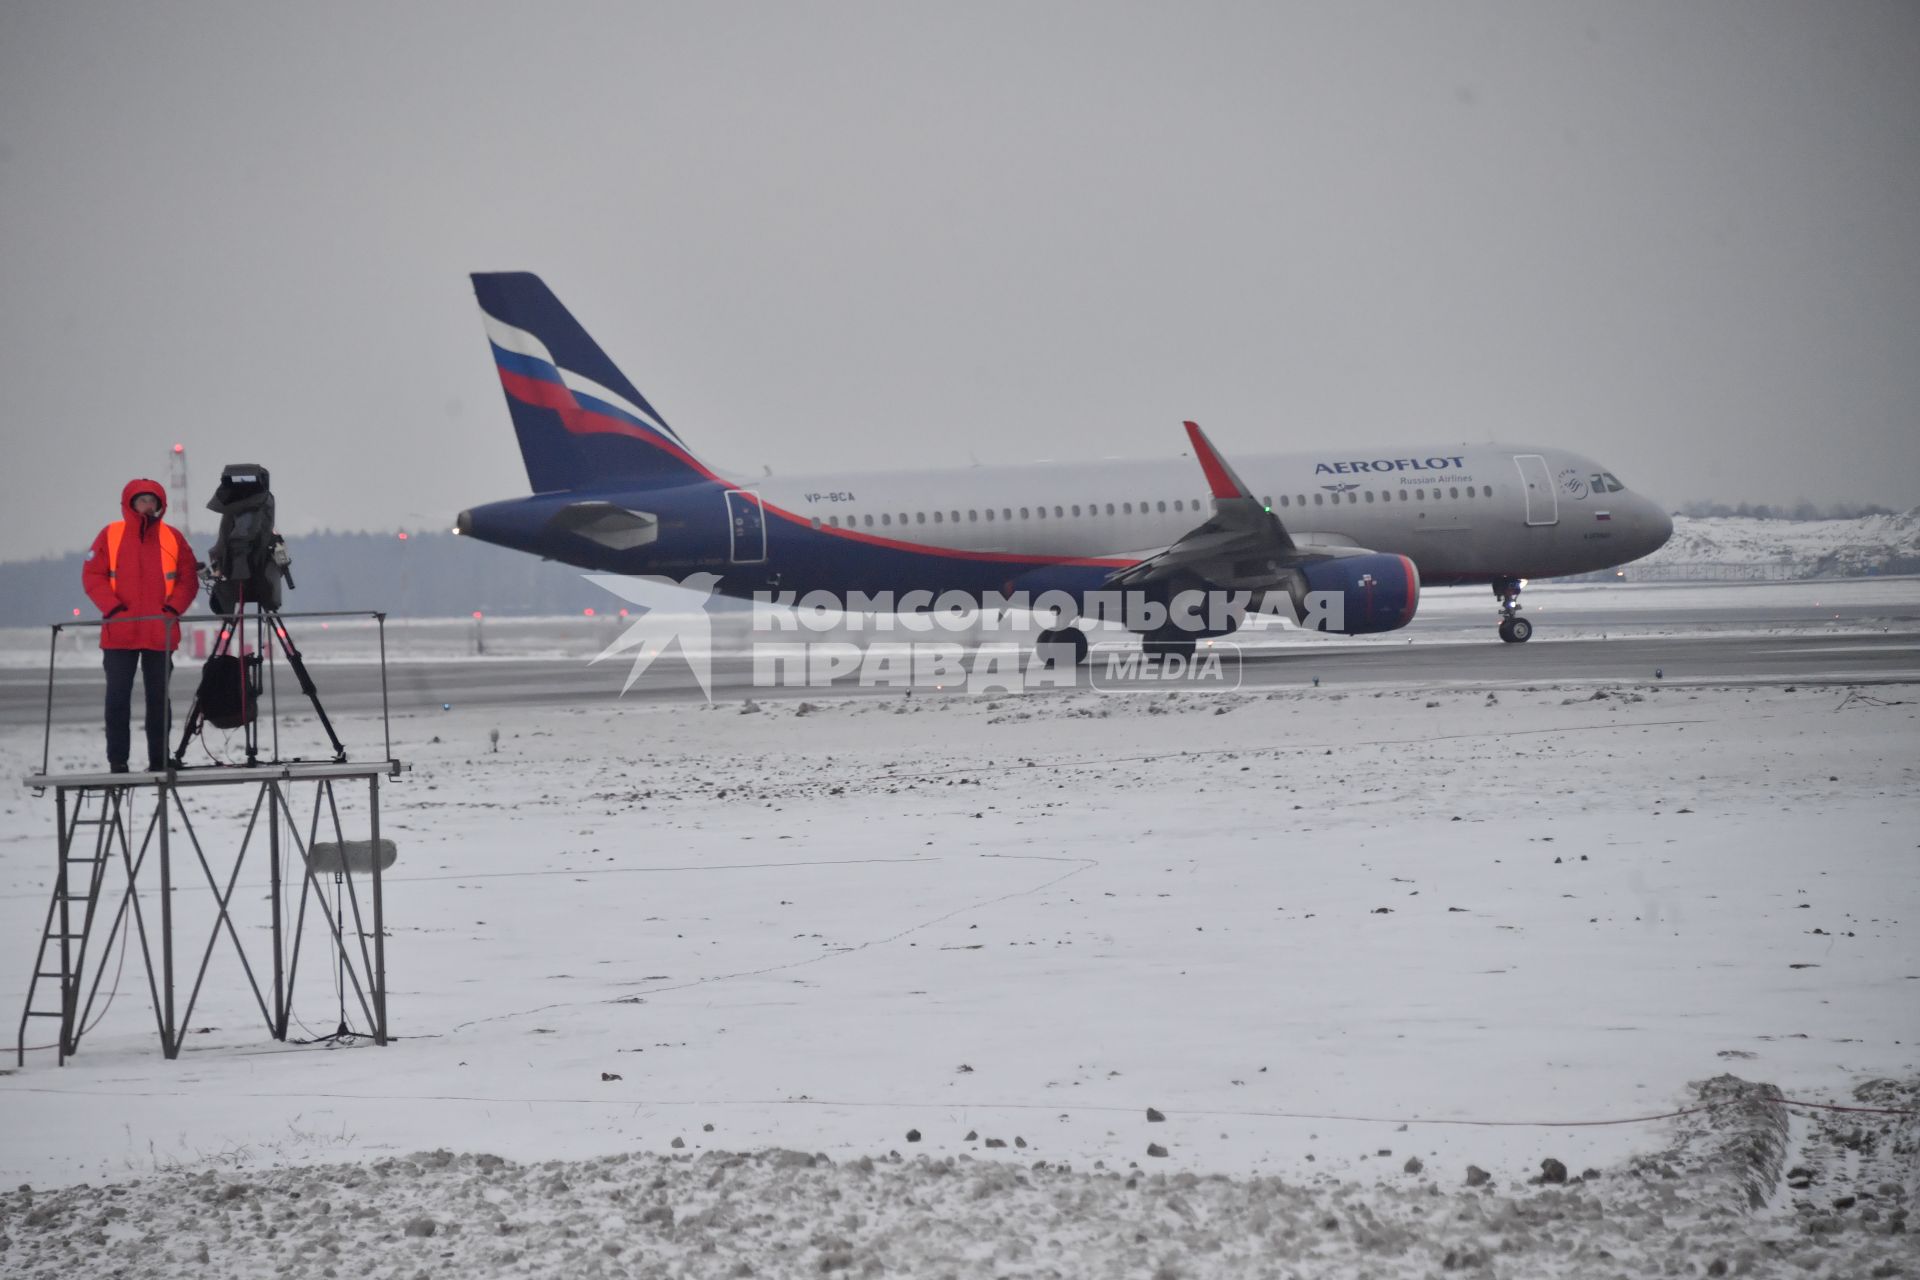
[195,654,257,729]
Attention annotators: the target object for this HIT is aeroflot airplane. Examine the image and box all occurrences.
[454,273,1672,657]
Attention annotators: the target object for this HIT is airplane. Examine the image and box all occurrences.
[454,272,1673,660]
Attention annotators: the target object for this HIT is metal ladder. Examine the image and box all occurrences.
[16,786,123,1066]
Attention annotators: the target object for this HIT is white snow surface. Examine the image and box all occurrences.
[1639,510,1920,577]
[1,674,1917,1276]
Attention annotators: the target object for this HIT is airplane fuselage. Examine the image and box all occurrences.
[459,442,1673,601]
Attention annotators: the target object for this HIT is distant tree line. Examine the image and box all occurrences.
[1675,499,1903,521]
[0,530,609,627]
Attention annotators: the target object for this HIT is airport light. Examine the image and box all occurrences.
[397,531,409,541]
[583,607,596,617]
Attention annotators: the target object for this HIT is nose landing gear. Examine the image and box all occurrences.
[1494,577,1532,643]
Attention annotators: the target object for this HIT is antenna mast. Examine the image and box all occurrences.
[167,443,190,536]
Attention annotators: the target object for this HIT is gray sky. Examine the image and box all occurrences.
[2,2,1916,560]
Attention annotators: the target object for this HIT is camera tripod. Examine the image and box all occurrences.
[172,602,347,768]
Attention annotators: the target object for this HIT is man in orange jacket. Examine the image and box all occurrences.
[82,479,201,773]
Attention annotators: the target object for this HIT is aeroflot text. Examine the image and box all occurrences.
[1314,456,1467,475]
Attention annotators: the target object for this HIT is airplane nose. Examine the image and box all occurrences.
[1645,501,1673,553]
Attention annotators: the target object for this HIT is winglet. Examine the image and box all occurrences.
[1185,421,1257,503]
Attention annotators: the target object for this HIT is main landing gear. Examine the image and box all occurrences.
[1036,624,1090,667]
[1494,577,1532,643]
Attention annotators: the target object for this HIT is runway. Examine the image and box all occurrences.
[7,624,1918,728]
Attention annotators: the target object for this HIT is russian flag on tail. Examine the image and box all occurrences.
[471,272,714,493]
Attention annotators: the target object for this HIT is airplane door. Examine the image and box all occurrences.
[1514,454,1557,526]
[726,489,767,564]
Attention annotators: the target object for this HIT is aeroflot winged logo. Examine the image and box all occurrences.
[586,572,721,700]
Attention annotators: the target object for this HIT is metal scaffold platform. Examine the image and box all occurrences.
[17,609,406,1065]
[17,761,404,1064]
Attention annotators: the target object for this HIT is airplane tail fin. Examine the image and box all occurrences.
[470,272,713,493]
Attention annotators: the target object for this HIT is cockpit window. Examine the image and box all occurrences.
[1591,472,1627,494]
[1603,472,1625,493]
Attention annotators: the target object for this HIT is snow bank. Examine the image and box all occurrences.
[2,1073,1912,1279]
[1637,510,1920,579]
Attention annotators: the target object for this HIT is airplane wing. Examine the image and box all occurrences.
[1105,422,1310,591]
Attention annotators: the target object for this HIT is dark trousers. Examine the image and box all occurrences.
[104,649,172,771]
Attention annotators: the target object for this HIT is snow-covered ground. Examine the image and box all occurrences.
[1,675,1916,1275]
[1637,510,1920,579]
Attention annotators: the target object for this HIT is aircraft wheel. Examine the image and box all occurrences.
[1037,626,1089,666]
[1499,617,1533,643]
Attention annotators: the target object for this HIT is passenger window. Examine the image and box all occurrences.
[881,513,892,526]
[1106,503,1116,515]
[1313,493,1324,506]
[1020,507,1029,519]
[1347,492,1358,503]
[1002,508,1012,520]
[1071,504,1081,517]
[1414,489,1424,501]
[1397,490,1408,501]
[968,509,978,522]
[985,509,995,522]
[932,511,943,523]
[810,517,821,530]
[1364,491,1375,503]
[1157,500,1166,513]
[1053,505,1063,518]
[1449,487,1458,499]
[863,514,874,527]
[914,512,924,524]
[951,510,959,522]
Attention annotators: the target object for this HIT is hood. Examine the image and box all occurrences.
[121,477,168,523]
